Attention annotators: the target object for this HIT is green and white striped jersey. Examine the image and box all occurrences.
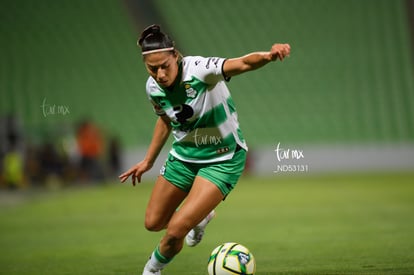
[146,56,247,163]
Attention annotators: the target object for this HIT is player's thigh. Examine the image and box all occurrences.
[167,176,224,238]
[145,175,187,231]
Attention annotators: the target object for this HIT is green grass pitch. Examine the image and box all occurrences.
[1,173,413,274]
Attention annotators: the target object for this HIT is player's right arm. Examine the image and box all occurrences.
[119,115,172,185]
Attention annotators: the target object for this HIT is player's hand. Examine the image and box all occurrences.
[118,160,153,186]
[269,43,291,61]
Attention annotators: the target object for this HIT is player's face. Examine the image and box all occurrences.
[144,52,179,88]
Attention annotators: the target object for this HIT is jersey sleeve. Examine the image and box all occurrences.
[186,56,230,84]
[149,98,165,116]
[145,78,166,116]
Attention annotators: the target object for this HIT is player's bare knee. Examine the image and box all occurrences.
[144,216,165,232]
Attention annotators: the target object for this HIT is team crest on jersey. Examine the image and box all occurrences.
[184,83,197,98]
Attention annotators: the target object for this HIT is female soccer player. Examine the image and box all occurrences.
[119,24,290,275]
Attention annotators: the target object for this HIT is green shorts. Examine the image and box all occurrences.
[160,148,247,197]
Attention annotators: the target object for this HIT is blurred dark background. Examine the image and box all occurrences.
[1,0,413,188]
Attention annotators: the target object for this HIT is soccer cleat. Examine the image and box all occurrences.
[142,269,160,275]
[142,265,161,275]
[186,210,216,247]
[142,259,162,275]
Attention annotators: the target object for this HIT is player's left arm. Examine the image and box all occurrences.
[223,43,291,78]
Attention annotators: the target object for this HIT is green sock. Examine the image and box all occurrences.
[154,245,173,264]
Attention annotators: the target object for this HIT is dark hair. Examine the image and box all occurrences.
[138,24,175,53]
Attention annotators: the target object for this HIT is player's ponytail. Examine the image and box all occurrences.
[138,24,175,56]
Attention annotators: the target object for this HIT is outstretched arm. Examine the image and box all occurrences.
[119,115,172,185]
[223,43,291,78]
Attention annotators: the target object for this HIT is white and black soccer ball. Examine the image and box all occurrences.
[208,242,256,275]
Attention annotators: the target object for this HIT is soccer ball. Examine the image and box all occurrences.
[207,242,256,275]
